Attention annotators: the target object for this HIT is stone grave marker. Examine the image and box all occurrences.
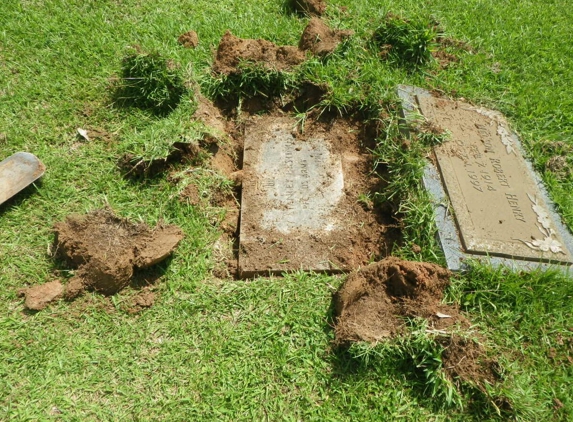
[238,116,366,277]
[398,85,573,271]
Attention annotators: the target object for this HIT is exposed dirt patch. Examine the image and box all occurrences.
[50,208,183,301]
[546,155,570,178]
[438,335,498,388]
[212,21,351,75]
[194,94,230,139]
[213,31,306,75]
[178,30,199,49]
[179,182,202,206]
[289,0,326,16]
[436,35,477,54]
[19,280,64,311]
[432,49,459,68]
[334,257,498,389]
[299,18,353,57]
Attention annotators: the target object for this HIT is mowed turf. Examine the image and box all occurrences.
[1,0,572,420]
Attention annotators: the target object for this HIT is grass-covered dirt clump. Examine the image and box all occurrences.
[372,13,438,68]
[114,49,187,114]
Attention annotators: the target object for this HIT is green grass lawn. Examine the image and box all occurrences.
[1,0,572,420]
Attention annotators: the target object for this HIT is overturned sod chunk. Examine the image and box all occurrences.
[299,18,353,57]
[213,31,305,75]
[334,257,454,343]
[52,208,183,299]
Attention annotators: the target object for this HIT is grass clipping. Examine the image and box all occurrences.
[334,257,499,398]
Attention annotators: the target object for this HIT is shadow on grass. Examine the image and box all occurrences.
[0,180,43,216]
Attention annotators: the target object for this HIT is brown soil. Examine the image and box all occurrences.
[213,31,306,75]
[299,18,353,57]
[194,94,230,140]
[212,20,350,75]
[432,49,459,68]
[178,30,199,49]
[546,155,570,178]
[179,182,202,206]
[19,280,64,311]
[334,257,498,389]
[289,0,326,16]
[334,257,455,342]
[128,289,156,313]
[52,208,183,299]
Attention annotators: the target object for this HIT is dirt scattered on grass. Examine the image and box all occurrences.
[213,31,306,75]
[334,257,498,389]
[432,49,459,68]
[289,0,326,16]
[128,288,156,313]
[44,208,183,304]
[179,182,202,206]
[178,30,199,48]
[546,155,570,178]
[19,280,64,311]
[299,18,353,57]
[436,35,477,54]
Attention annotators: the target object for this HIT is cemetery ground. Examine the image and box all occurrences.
[1,0,572,420]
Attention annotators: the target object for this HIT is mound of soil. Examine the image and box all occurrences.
[334,257,456,343]
[178,30,199,48]
[213,31,306,75]
[213,20,351,74]
[334,257,498,389]
[53,208,183,298]
[289,0,326,16]
[299,18,353,57]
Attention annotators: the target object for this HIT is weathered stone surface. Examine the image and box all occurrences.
[239,117,345,277]
[398,85,573,270]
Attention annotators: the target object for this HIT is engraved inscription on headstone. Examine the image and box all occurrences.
[239,117,348,277]
[256,131,344,233]
[416,95,573,264]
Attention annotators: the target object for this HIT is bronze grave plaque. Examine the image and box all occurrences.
[416,95,573,264]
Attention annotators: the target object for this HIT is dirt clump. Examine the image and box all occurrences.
[213,31,306,75]
[51,208,183,300]
[178,30,199,48]
[19,280,64,311]
[334,257,499,390]
[289,0,326,16]
[127,289,156,314]
[299,18,353,57]
[334,257,456,343]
